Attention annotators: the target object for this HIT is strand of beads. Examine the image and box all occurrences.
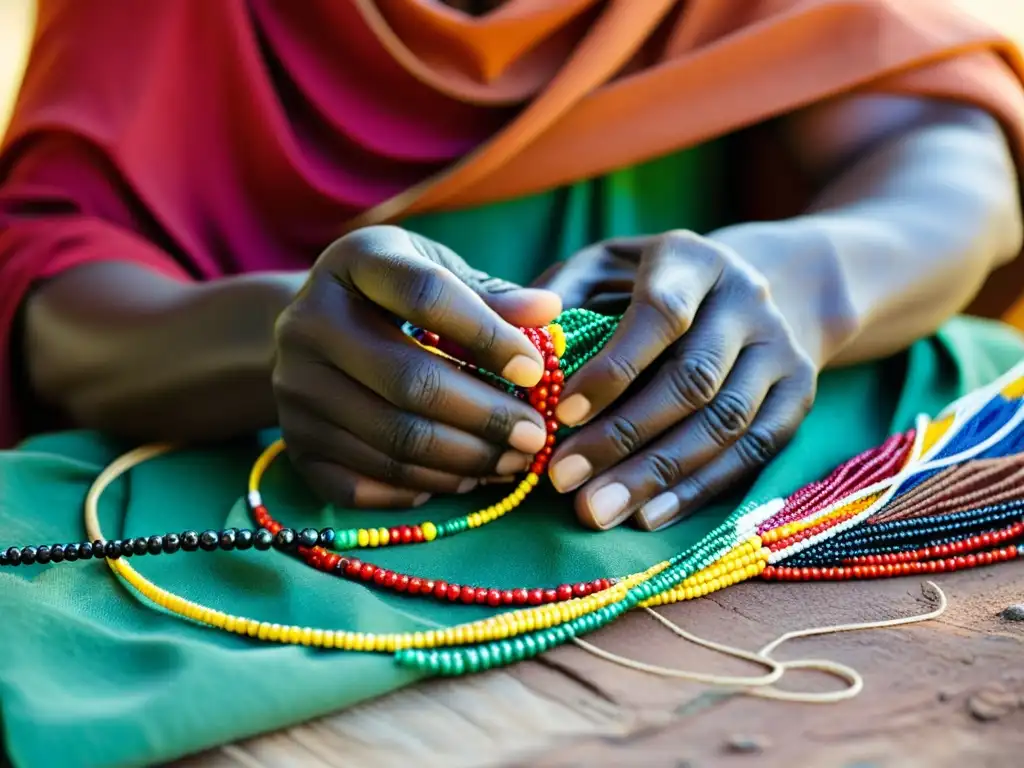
[761,546,1020,581]
[246,323,568,553]
[0,526,278,567]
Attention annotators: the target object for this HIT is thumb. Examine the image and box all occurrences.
[479,282,563,328]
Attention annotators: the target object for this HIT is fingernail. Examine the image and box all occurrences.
[637,492,680,531]
[457,478,478,494]
[588,483,631,528]
[549,454,592,493]
[495,451,530,476]
[509,421,547,454]
[556,394,591,426]
[502,355,544,388]
[413,493,431,508]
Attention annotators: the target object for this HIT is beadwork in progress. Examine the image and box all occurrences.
[4,309,1023,690]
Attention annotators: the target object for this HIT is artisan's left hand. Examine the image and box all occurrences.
[535,232,818,531]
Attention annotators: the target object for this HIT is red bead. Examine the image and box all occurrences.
[475,589,489,605]
[550,383,563,396]
[360,563,376,581]
[345,559,362,577]
[411,527,425,543]
[573,582,589,597]
[512,588,529,604]
[399,526,413,544]
[373,569,388,585]
[408,577,423,594]
[389,527,402,543]
[486,589,503,606]
[530,461,546,475]
[460,587,477,603]
[543,589,558,603]
[527,589,544,605]
[395,574,410,591]
[433,581,449,598]
[384,571,398,588]
[446,584,461,601]
[546,420,560,433]
[501,590,515,604]
[556,584,573,601]
[551,370,564,383]
[545,356,560,371]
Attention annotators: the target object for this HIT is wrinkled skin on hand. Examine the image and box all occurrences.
[535,231,818,532]
[272,225,562,509]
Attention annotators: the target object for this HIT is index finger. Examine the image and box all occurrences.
[340,227,549,388]
[555,232,724,426]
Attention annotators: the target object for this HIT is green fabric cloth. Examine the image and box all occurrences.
[1,145,1023,768]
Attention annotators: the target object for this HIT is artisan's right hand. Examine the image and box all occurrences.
[273,226,562,508]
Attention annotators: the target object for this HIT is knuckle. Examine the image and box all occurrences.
[604,415,645,457]
[703,391,755,446]
[389,356,444,411]
[482,406,516,441]
[401,265,450,317]
[377,456,412,487]
[388,415,436,461]
[603,353,642,390]
[642,451,683,488]
[468,320,500,355]
[667,354,722,410]
[734,426,780,468]
[640,286,694,339]
[661,230,725,269]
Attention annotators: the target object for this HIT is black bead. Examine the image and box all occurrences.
[298,528,319,547]
[199,530,219,551]
[35,545,51,564]
[78,542,93,560]
[19,546,37,565]
[130,538,148,556]
[162,533,181,554]
[104,540,121,559]
[218,529,237,551]
[181,531,200,552]
[93,540,106,557]
[147,535,164,555]
[5,546,21,565]
[273,528,296,550]
[0,550,8,566]
[116,539,132,557]
[254,529,273,551]
[235,529,254,550]
[318,528,336,547]
[50,544,66,563]
[64,543,80,562]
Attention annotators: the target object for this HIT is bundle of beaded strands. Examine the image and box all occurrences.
[5,309,1023,694]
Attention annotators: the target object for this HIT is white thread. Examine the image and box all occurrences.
[574,581,948,704]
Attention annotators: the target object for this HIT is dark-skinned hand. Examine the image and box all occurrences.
[273,225,562,509]
[534,231,818,531]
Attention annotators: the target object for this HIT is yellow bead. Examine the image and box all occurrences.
[287,626,302,644]
[378,527,390,545]
[312,629,324,646]
[300,627,313,646]
[323,631,336,649]
[526,473,539,487]
[368,528,380,547]
[422,522,437,541]
[357,529,370,547]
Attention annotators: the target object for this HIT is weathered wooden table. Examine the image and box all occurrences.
[177,562,1024,768]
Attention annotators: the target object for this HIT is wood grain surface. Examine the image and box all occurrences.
[177,563,1024,768]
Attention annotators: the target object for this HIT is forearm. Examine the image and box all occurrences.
[22,262,306,441]
[712,110,1023,368]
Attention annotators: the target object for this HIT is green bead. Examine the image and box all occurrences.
[439,652,453,676]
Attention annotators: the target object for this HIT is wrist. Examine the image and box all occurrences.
[709,221,860,369]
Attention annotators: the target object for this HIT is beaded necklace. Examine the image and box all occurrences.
[4,312,1024,685]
